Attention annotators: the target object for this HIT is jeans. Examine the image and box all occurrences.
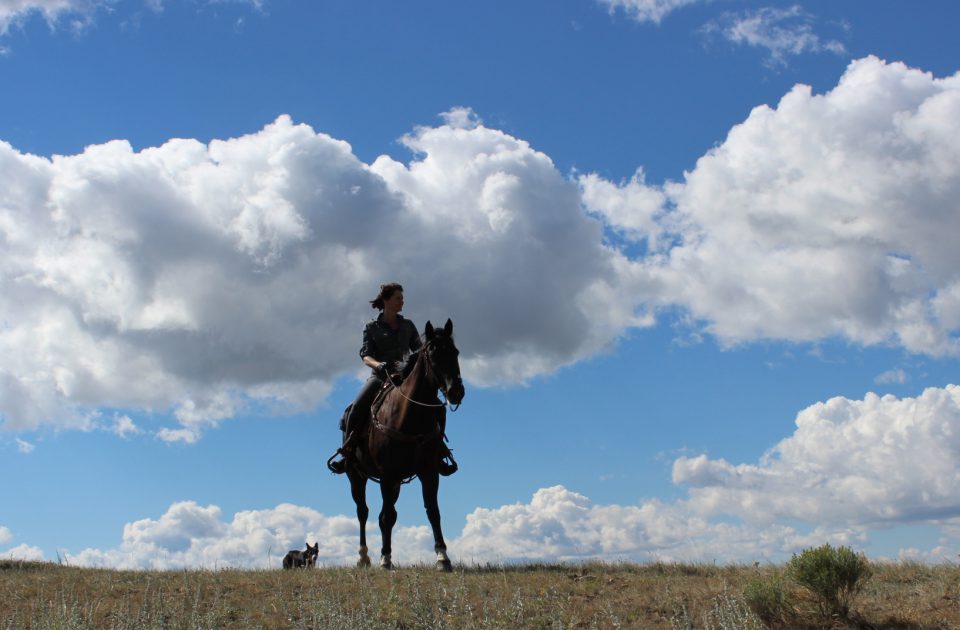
[343,374,385,439]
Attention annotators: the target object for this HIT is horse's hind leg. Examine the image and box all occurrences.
[349,470,371,568]
[378,480,401,569]
[420,472,452,572]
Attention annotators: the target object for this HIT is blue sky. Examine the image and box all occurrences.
[1,0,959,568]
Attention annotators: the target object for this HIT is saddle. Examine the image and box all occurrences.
[332,378,457,477]
[337,378,394,433]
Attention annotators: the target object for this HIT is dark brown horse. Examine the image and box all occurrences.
[345,318,465,571]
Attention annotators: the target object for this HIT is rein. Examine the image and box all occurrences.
[387,381,460,411]
[369,337,456,444]
[388,382,447,409]
[368,346,446,485]
[384,336,461,411]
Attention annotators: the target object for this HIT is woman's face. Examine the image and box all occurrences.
[383,290,404,314]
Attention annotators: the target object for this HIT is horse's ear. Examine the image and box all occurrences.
[425,321,435,340]
[444,318,453,336]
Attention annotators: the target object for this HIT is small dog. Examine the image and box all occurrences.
[282,542,319,569]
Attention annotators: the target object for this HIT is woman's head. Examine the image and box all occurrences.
[370,283,404,311]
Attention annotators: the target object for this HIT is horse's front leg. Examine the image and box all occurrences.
[378,479,402,569]
[420,471,451,572]
[348,470,371,568]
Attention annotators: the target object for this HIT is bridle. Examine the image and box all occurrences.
[387,337,462,412]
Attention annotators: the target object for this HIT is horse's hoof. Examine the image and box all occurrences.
[436,559,452,572]
[357,546,371,568]
[380,561,393,570]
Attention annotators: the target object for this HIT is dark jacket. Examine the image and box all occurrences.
[359,314,421,369]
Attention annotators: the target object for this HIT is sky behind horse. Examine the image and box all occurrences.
[1,0,959,567]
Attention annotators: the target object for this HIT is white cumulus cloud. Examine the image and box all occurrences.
[875,368,908,385]
[43,382,960,569]
[702,5,847,67]
[0,543,45,561]
[583,56,960,356]
[453,386,960,564]
[581,168,667,248]
[0,526,45,562]
[0,0,109,35]
[109,413,141,437]
[3,56,959,440]
[67,500,433,569]
[53,488,894,569]
[674,385,960,527]
[596,0,701,25]
[453,485,868,564]
[0,112,650,437]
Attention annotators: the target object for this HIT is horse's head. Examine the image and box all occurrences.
[423,318,465,406]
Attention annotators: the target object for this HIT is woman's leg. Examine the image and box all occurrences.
[329,375,384,473]
[344,375,384,439]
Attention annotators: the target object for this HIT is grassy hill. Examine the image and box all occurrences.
[1,559,957,628]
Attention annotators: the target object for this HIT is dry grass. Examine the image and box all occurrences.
[0,559,957,629]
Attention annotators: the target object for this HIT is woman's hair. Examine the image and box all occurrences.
[370,283,404,310]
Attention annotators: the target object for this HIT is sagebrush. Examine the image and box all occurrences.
[787,544,872,619]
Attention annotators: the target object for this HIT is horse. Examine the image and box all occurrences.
[341,318,464,571]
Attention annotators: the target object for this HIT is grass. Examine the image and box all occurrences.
[1,559,958,629]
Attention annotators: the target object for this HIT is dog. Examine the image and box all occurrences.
[282,542,319,569]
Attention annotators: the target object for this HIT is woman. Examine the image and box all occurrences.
[329,283,456,475]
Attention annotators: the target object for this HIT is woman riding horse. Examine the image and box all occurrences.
[328,283,457,476]
[327,290,465,570]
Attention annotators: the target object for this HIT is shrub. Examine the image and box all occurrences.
[787,544,872,619]
[704,593,766,630]
[670,593,765,630]
[743,572,793,626]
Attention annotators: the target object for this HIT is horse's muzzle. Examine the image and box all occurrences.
[447,378,465,405]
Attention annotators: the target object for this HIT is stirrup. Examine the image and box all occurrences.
[328,431,359,474]
[438,450,458,476]
[327,448,351,474]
